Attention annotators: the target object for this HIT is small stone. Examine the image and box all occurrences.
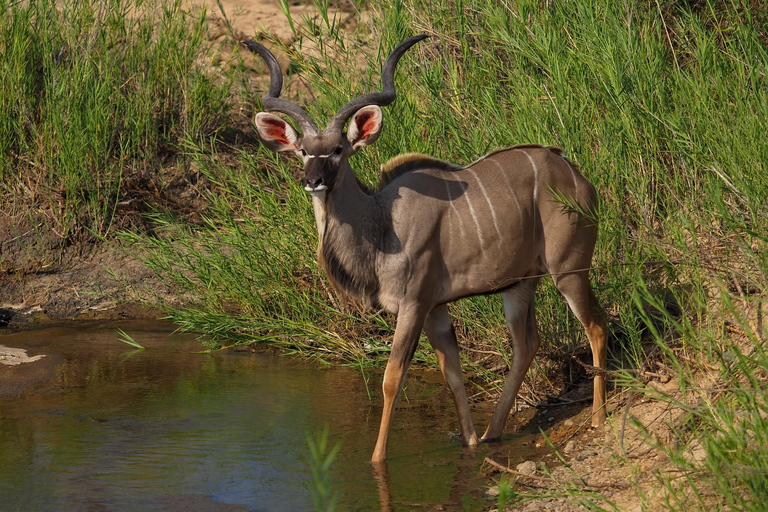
[563,440,576,454]
[576,449,598,461]
[548,416,556,422]
[516,460,537,475]
[563,419,574,427]
[486,486,500,497]
[0,345,46,366]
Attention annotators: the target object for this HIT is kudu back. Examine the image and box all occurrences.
[246,35,607,462]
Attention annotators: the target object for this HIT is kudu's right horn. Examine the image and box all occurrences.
[242,40,319,135]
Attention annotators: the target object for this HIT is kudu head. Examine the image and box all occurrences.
[245,35,427,194]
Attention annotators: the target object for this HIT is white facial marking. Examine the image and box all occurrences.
[305,184,329,193]
[468,169,502,241]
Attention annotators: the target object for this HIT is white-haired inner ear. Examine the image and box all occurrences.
[348,105,383,149]
[255,112,300,152]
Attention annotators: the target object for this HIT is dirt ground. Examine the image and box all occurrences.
[0,3,701,511]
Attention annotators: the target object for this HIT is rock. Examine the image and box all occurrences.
[563,440,576,454]
[575,449,598,461]
[516,460,537,475]
[0,345,46,366]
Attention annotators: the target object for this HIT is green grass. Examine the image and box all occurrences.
[0,0,232,245]
[306,427,341,512]
[5,0,768,508]
[116,327,145,349]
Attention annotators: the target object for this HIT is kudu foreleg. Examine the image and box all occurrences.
[423,304,479,447]
[372,308,427,462]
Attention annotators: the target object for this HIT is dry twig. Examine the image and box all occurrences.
[483,457,631,490]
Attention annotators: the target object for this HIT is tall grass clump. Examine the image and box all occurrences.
[0,0,231,243]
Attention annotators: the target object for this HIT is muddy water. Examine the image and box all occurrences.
[0,322,534,511]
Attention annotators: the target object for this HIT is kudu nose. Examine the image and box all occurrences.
[304,176,327,193]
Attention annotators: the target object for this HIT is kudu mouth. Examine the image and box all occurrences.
[244,35,429,194]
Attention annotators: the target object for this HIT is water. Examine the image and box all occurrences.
[0,322,531,511]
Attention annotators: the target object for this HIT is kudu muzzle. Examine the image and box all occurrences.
[302,153,336,193]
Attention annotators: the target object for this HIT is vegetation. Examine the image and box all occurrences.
[306,427,341,512]
[2,0,768,509]
[0,0,231,245]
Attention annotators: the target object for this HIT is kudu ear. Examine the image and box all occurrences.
[254,112,301,152]
[347,106,383,150]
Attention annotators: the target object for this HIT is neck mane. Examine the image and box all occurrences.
[378,153,462,190]
[310,154,462,310]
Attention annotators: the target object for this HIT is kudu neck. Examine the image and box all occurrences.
[311,160,383,308]
[309,160,374,243]
[325,161,374,219]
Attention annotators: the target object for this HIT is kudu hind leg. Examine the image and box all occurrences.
[482,279,541,441]
[554,271,607,426]
[423,304,479,447]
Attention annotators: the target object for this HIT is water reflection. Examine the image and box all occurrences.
[0,322,520,511]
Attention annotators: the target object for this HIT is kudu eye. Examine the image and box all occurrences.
[300,149,307,157]
[334,146,342,156]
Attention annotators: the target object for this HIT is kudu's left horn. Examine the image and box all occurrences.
[328,34,428,133]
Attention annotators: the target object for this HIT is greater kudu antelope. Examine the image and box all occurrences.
[246,35,607,462]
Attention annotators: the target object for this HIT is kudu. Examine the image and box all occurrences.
[245,35,607,462]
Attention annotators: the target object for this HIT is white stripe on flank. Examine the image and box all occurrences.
[463,183,486,249]
[520,150,539,208]
[468,169,502,240]
[563,156,580,195]
[491,159,524,233]
[444,179,466,237]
